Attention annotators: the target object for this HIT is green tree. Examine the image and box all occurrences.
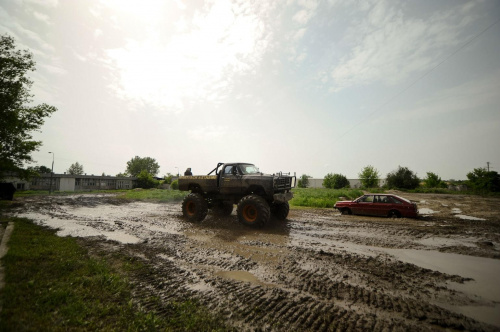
[424,172,446,188]
[297,174,311,188]
[125,156,160,177]
[135,170,158,189]
[466,168,500,192]
[163,173,174,185]
[323,173,350,189]
[358,165,379,188]
[67,162,84,175]
[386,166,420,189]
[27,165,52,174]
[0,34,57,180]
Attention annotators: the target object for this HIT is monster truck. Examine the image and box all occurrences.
[178,162,296,228]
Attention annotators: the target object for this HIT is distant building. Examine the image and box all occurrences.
[4,173,136,192]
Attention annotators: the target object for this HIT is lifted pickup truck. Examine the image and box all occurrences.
[179,162,295,228]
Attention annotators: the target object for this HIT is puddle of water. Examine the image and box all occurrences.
[383,249,500,301]
[15,202,184,244]
[382,248,500,327]
[455,215,486,221]
[418,208,439,215]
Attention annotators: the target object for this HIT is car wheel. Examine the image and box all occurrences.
[341,208,351,215]
[388,210,401,218]
[237,195,270,228]
[182,193,208,222]
[271,202,290,220]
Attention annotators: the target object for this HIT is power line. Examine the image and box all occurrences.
[335,15,500,141]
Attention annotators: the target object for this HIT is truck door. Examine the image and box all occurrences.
[219,165,242,194]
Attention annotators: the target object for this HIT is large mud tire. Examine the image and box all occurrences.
[271,202,290,220]
[212,201,233,216]
[237,195,270,228]
[182,193,208,222]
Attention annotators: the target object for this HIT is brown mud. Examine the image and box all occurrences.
[11,192,500,331]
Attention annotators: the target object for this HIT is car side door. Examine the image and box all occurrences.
[352,195,374,215]
[373,195,391,216]
[219,165,242,194]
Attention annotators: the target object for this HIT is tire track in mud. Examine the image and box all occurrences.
[107,236,491,332]
[14,195,500,331]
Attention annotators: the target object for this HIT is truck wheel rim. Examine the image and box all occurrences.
[186,202,196,216]
[243,205,257,222]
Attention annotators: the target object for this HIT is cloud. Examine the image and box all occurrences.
[328,1,481,92]
[292,0,318,25]
[104,0,273,111]
[32,11,51,24]
[397,69,500,121]
[187,125,229,141]
[24,0,59,7]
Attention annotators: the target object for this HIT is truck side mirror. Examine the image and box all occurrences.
[232,168,237,175]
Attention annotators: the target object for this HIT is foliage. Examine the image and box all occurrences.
[0,34,57,180]
[26,165,51,174]
[423,172,446,188]
[291,188,363,208]
[0,216,227,331]
[125,156,160,177]
[67,161,84,175]
[386,166,420,189]
[115,172,128,177]
[466,168,500,193]
[171,180,179,190]
[135,170,158,189]
[358,165,380,188]
[323,173,350,189]
[297,174,311,188]
[163,172,174,185]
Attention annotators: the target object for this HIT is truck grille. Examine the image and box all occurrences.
[274,177,293,190]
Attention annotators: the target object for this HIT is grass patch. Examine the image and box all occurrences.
[0,216,228,331]
[291,188,363,208]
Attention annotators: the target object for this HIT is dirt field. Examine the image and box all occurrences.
[11,192,500,331]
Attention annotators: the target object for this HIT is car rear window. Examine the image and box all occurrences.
[393,195,411,204]
[388,196,402,204]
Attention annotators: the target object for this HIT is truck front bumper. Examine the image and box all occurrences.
[273,192,294,203]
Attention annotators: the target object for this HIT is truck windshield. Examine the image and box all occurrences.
[239,164,260,174]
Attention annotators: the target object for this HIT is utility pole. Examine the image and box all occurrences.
[49,152,54,193]
[487,162,490,172]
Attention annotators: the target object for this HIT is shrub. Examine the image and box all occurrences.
[424,172,446,188]
[170,180,179,190]
[297,174,312,188]
[135,170,158,189]
[386,166,420,189]
[323,173,350,189]
[466,168,500,192]
[358,165,379,188]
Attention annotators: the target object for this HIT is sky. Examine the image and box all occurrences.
[1,0,499,180]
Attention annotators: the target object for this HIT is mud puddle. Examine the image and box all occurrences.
[10,193,500,331]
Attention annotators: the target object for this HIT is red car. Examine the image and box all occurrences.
[334,194,418,218]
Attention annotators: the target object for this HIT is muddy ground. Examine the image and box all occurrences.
[10,192,500,331]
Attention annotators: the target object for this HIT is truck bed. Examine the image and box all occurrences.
[178,175,218,192]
